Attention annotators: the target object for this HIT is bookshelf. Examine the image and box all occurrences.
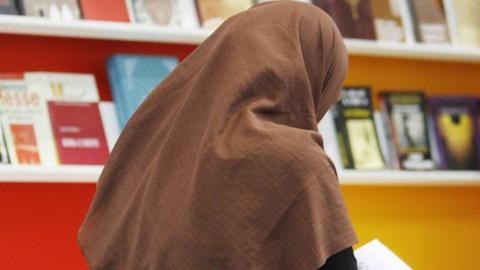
[0,165,479,185]
[1,14,480,63]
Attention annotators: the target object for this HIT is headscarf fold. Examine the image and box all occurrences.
[78,2,357,269]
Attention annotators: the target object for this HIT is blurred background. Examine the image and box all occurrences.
[0,0,479,269]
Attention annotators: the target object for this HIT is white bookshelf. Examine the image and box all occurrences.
[339,170,480,186]
[1,15,480,63]
[0,165,103,183]
[0,165,479,185]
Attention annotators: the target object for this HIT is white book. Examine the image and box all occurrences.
[0,122,10,164]
[126,0,199,28]
[355,239,412,270]
[318,110,343,170]
[99,102,121,152]
[0,78,58,165]
[373,111,391,169]
[24,72,100,102]
[443,0,480,48]
[398,0,417,45]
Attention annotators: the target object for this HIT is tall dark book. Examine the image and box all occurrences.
[313,0,377,40]
[18,0,82,19]
[379,91,435,170]
[0,0,19,14]
[429,97,480,170]
[332,87,385,169]
[408,0,449,44]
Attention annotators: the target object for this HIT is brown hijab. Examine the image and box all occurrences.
[78,1,358,269]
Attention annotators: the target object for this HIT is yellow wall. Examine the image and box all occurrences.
[342,56,480,270]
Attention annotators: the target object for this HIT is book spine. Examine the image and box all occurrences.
[379,94,401,170]
[107,57,127,129]
[331,103,354,169]
[318,110,343,170]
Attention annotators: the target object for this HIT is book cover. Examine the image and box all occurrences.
[24,72,100,102]
[429,97,480,170]
[79,0,129,22]
[18,0,82,20]
[0,122,10,164]
[370,0,405,41]
[48,101,109,165]
[195,0,253,29]
[313,0,377,40]
[318,110,343,170]
[0,0,19,14]
[0,76,57,165]
[408,0,449,44]
[332,87,385,169]
[379,91,435,170]
[99,101,120,152]
[107,54,178,129]
[126,0,183,26]
[448,0,480,48]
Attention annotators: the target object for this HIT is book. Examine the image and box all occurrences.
[24,72,100,102]
[407,0,449,44]
[0,0,19,14]
[195,0,254,29]
[126,0,182,26]
[332,87,385,169]
[48,101,109,165]
[429,97,480,170]
[318,110,343,170]
[18,0,82,20]
[379,91,435,170]
[99,101,120,152]
[355,239,412,270]
[0,75,57,165]
[370,0,405,42]
[107,54,178,129]
[16,72,101,165]
[313,0,377,40]
[373,110,393,168]
[79,0,129,22]
[0,122,10,164]
[446,0,480,48]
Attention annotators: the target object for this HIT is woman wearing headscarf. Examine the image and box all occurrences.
[78,1,358,269]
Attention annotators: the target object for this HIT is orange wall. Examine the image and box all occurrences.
[344,55,480,270]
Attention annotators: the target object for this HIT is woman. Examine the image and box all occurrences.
[78,1,358,269]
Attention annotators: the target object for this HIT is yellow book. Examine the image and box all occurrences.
[450,0,480,47]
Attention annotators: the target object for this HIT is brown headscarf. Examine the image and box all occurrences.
[78,1,358,269]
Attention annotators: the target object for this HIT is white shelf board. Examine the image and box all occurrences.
[0,15,213,44]
[339,170,480,186]
[1,15,480,62]
[0,165,479,185]
[0,165,102,183]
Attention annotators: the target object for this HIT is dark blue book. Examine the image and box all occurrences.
[429,97,480,170]
[107,54,178,129]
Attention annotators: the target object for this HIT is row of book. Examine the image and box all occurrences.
[1,0,479,48]
[0,72,119,166]
[320,87,480,171]
[1,67,479,171]
[0,52,177,166]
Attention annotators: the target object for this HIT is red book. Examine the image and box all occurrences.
[48,101,109,165]
[11,124,41,165]
[79,0,130,22]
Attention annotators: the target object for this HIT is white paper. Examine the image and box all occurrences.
[355,239,413,270]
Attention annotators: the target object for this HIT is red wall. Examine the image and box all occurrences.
[1,33,196,269]
[0,183,95,270]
